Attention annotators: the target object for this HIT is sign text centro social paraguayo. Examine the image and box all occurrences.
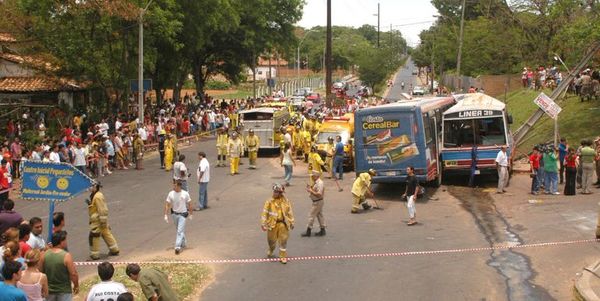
[20,161,95,201]
[533,92,562,119]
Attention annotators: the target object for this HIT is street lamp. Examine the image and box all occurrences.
[138,0,153,123]
[553,53,570,72]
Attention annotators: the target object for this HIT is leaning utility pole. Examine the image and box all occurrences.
[455,0,466,92]
[325,0,333,107]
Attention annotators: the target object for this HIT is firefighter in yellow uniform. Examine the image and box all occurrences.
[216,128,228,167]
[293,125,304,159]
[228,131,243,175]
[302,129,312,162]
[351,169,376,213]
[325,136,335,178]
[308,146,325,185]
[245,129,260,169]
[87,183,119,260]
[261,184,295,264]
[229,111,239,129]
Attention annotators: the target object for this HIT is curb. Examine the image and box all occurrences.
[575,259,600,301]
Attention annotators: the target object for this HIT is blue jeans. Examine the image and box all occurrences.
[544,171,558,193]
[180,180,188,192]
[198,182,208,209]
[172,213,187,250]
[531,168,539,193]
[333,156,344,180]
[47,294,72,301]
[283,165,293,183]
[537,168,545,187]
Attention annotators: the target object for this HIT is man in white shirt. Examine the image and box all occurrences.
[98,119,109,135]
[495,146,509,193]
[26,217,46,250]
[73,142,87,173]
[86,262,127,301]
[173,154,189,191]
[196,152,210,210]
[49,144,61,163]
[164,181,192,255]
[115,117,123,132]
[138,125,148,142]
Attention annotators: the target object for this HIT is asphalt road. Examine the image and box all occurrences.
[386,58,427,101]
[13,131,600,300]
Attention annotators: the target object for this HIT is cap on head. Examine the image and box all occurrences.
[368,169,376,176]
[249,129,254,133]
[272,183,285,193]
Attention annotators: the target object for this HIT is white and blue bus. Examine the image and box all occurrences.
[440,93,514,178]
[354,97,455,185]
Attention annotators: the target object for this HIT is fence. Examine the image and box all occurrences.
[441,74,522,97]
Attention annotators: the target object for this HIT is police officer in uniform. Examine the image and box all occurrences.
[301,171,326,237]
[245,129,260,169]
[87,183,119,260]
[261,183,294,264]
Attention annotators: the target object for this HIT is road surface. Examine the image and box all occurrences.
[13,130,600,300]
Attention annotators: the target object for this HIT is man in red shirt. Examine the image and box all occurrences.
[529,146,541,195]
[0,159,10,208]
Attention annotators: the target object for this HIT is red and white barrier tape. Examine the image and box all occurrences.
[74,238,600,266]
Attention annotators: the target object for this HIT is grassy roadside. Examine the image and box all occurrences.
[76,263,212,301]
[503,88,600,156]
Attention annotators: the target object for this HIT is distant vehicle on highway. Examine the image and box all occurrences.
[293,87,313,96]
[412,69,418,75]
[412,85,425,95]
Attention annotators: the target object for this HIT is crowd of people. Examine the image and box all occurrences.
[525,137,600,196]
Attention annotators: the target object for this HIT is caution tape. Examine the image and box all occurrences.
[74,238,600,266]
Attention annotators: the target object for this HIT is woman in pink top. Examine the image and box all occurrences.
[17,249,48,301]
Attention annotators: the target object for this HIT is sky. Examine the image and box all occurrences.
[297,0,439,46]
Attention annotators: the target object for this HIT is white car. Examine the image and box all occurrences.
[412,85,425,95]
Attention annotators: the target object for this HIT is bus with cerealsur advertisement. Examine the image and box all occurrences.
[354,96,456,185]
[440,93,514,179]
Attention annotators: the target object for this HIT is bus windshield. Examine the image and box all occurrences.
[242,112,273,121]
[444,117,506,147]
[316,131,350,144]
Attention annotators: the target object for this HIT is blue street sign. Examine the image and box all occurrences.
[21,161,95,202]
[130,79,153,92]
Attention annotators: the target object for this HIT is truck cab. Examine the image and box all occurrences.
[314,114,355,169]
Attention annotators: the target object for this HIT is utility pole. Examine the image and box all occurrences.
[325,0,333,107]
[389,23,392,47]
[377,3,380,48]
[456,0,466,92]
[138,0,153,123]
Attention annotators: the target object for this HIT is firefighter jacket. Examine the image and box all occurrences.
[88,192,109,233]
[308,151,325,172]
[228,137,243,158]
[217,133,229,149]
[261,196,295,231]
[245,135,260,152]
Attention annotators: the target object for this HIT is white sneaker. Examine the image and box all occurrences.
[552,192,560,195]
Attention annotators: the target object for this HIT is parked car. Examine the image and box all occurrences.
[412,69,418,75]
[412,85,425,95]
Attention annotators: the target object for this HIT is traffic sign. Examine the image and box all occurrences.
[130,79,153,92]
[21,161,95,201]
[533,92,562,119]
